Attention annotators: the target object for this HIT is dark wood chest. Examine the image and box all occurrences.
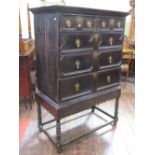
[30,5,128,151]
[31,5,128,110]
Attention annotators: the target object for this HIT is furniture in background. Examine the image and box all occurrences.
[30,5,128,152]
[121,0,135,87]
[19,4,35,109]
[122,38,135,87]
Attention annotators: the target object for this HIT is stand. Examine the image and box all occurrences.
[37,97,119,153]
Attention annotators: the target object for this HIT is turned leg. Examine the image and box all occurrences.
[56,120,61,152]
[113,97,119,126]
[91,106,95,112]
[37,103,42,131]
[24,96,28,110]
[28,94,32,110]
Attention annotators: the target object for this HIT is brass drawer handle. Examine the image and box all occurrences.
[92,51,98,61]
[108,56,112,64]
[86,20,92,28]
[65,19,72,28]
[74,82,80,92]
[76,16,82,30]
[116,21,121,28]
[101,21,106,28]
[109,37,113,46]
[107,75,111,83]
[109,19,115,29]
[75,60,81,70]
[75,38,81,48]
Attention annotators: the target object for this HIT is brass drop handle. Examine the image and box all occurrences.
[86,20,92,28]
[76,16,82,30]
[109,37,113,46]
[74,82,80,92]
[108,56,112,64]
[94,33,100,43]
[92,51,98,61]
[75,38,81,48]
[77,23,82,28]
[65,19,72,28]
[101,21,106,28]
[116,21,121,28]
[109,19,115,29]
[107,75,111,83]
[75,60,81,70]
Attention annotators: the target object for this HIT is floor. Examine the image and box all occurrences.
[19,81,135,155]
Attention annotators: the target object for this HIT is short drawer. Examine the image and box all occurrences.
[60,73,93,101]
[97,68,120,91]
[60,52,93,77]
[96,17,125,31]
[60,14,95,32]
[60,33,93,52]
[100,33,124,48]
[98,49,121,69]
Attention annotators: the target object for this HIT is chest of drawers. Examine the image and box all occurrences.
[30,5,128,152]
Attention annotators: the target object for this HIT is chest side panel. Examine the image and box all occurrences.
[34,13,59,102]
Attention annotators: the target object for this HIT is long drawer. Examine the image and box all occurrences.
[59,67,120,101]
[59,49,121,77]
[60,33,123,53]
[59,14,125,32]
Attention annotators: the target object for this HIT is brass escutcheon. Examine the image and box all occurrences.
[74,82,80,92]
[75,38,81,48]
[65,19,72,28]
[116,21,121,28]
[109,37,113,46]
[92,72,97,80]
[108,56,112,64]
[92,51,98,60]
[94,33,100,43]
[75,60,81,69]
[86,20,92,28]
[109,19,115,29]
[107,75,111,83]
[101,21,106,28]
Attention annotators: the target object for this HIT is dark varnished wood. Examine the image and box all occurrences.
[60,73,93,101]
[31,5,128,151]
[19,54,32,109]
[30,4,128,109]
[36,86,121,119]
[34,13,59,101]
[60,51,93,77]
[30,5,129,17]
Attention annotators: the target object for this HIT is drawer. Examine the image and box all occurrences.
[60,73,93,101]
[60,33,93,52]
[97,68,120,91]
[100,33,123,48]
[98,50,121,69]
[96,17,125,31]
[60,52,93,77]
[60,14,95,31]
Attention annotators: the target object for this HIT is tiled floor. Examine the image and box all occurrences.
[19,82,135,155]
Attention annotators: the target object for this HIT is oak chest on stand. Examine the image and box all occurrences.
[30,5,128,152]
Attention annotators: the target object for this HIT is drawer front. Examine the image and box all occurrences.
[100,33,123,48]
[60,52,93,77]
[97,68,120,90]
[98,50,121,69]
[60,33,93,51]
[96,17,125,31]
[60,74,93,101]
[60,14,95,32]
